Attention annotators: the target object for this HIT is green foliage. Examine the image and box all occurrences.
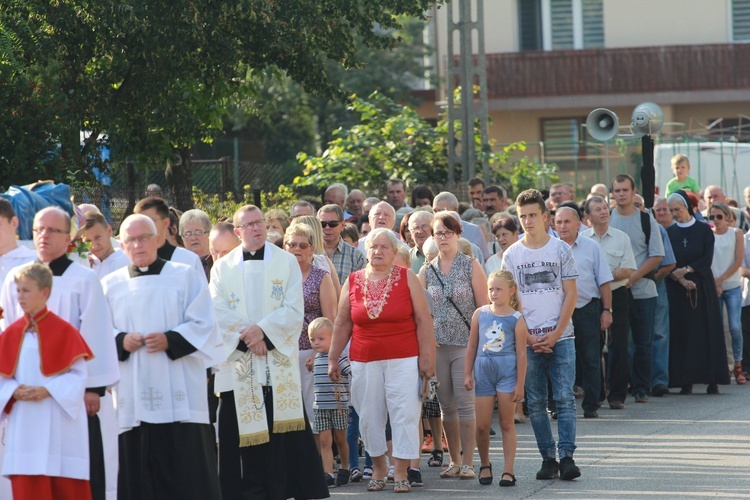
[0,0,443,184]
[192,183,298,221]
[296,92,557,197]
[296,92,448,194]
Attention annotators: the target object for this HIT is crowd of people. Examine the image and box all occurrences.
[0,152,747,499]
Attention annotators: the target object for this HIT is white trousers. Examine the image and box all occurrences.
[298,348,315,432]
[350,356,420,460]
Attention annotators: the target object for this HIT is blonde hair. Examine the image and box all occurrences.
[395,246,411,268]
[487,269,521,311]
[671,153,690,170]
[283,223,314,246]
[308,317,333,337]
[15,263,53,291]
[291,216,325,254]
[457,237,473,257]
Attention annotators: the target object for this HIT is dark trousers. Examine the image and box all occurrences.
[608,287,631,402]
[742,306,750,373]
[628,296,656,395]
[573,299,603,412]
[88,415,105,500]
[218,391,243,500]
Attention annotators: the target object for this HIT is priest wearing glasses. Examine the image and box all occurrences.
[0,207,120,500]
[210,204,328,500]
[101,214,222,500]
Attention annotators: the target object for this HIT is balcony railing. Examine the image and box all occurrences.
[483,44,750,99]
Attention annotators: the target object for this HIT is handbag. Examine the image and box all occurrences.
[430,264,471,329]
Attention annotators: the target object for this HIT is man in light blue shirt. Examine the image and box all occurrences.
[556,206,613,418]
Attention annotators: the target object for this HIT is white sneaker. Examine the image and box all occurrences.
[387,465,395,481]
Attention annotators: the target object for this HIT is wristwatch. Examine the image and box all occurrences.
[603,308,613,313]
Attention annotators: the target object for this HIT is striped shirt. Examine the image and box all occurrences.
[313,352,351,410]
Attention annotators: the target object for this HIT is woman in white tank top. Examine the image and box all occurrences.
[709,202,746,384]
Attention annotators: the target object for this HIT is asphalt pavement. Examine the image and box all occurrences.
[329,382,750,498]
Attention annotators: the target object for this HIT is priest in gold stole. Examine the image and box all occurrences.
[210,205,329,500]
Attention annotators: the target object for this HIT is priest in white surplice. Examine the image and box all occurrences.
[102,215,221,500]
[210,204,328,500]
[0,207,120,500]
[133,197,206,282]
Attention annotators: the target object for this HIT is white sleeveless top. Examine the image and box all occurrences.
[711,229,742,290]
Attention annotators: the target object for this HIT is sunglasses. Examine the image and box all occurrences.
[708,214,725,221]
[285,242,311,250]
[320,221,341,228]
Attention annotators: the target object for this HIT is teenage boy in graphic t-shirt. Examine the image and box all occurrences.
[501,189,581,481]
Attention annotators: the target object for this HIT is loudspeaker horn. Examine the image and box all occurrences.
[586,108,619,141]
[631,102,664,137]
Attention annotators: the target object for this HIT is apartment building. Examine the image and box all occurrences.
[420,0,750,194]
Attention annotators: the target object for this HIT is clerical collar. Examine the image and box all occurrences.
[243,245,265,261]
[128,258,167,278]
[43,254,73,276]
[157,241,177,261]
[676,218,696,228]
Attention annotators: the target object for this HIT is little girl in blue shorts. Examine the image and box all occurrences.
[464,269,527,487]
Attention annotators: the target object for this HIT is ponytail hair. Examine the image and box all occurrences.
[487,269,521,312]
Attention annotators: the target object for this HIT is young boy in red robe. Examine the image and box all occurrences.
[0,263,94,499]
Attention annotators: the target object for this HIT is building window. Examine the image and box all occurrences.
[519,0,603,51]
[542,118,582,159]
[733,0,750,42]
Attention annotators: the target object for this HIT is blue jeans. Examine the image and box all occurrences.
[573,299,602,412]
[347,406,372,470]
[651,279,670,388]
[526,339,577,459]
[629,297,656,394]
[719,286,743,362]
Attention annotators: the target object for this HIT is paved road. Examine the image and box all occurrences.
[330,383,750,498]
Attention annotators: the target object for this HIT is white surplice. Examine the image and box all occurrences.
[171,246,207,284]
[0,332,89,479]
[0,245,36,286]
[102,261,221,432]
[89,249,130,280]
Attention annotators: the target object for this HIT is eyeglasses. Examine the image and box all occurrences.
[433,230,455,239]
[236,219,265,230]
[181,229,208,238]
[709,214,725,221]
[634,202,644,208]
[409,224,431,233]
[122,234,155,246]
[32,227,68,236]
[285,242,311,250]
[319,220,341,228]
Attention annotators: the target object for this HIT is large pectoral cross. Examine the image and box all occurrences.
[682,238,688,248]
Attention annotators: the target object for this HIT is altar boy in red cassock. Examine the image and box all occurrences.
[0,263,94,499]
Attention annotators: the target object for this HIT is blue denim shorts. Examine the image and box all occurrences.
[474,356,517,397]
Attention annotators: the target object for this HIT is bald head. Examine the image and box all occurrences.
[369,201,396,230]
[433,192,459,212]
[33,207,72,262]
[120,214,159,267]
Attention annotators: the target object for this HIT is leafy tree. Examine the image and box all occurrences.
[296,92,558,197]
[0,0,442,209]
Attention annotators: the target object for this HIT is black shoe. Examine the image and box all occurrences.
[489,427,496,436]
[583,410,599,418]
[326,473,336,488]
[707,383,720,394]
[478,463,493,486]
[536,458,559,480]
[679,385,693,395]
[336,468,350,486]
[651,384,669,397]
[407,468,423,487]
[559,457,581,481]
[499,472,516,487]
